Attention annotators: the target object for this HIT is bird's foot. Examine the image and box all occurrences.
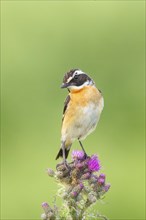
[83,152,90,160]
[56,160,70,171]
[63,160,70,170]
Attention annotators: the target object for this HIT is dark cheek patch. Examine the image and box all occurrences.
[76,74,90,86]
[68,74,86,86]
[69,74,91,86]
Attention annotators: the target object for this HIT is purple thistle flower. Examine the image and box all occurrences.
[79,183,84,189]
[42,202,49,208]
[104,183,111,192]
[98,173,106,185]
[70,183,84,198]
[72,150,85,160]
[98,178,105,185]
[42,202,52,213]
[70,191,78,198]
[87,155,100,172]
[99,173,106,179]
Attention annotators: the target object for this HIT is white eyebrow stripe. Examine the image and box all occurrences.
[74,70,84,76]
[66,76,73,83]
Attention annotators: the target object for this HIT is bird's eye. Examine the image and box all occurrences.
[74,75,78,80]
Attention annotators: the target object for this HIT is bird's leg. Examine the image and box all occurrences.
[62,142,69,169]
[78,139,88,158]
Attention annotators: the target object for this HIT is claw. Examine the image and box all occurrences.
[63,160,70,170]
[83,153,88,159]
[56,160,68,169]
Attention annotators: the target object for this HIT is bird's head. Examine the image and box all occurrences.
[61,69,94,91]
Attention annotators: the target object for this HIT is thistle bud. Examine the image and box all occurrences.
[104,183,111,192]
[89,175,98,183]
[42,202,52,213]
[76,162,84,169]
[79,183,84,189]
[99,173,106,179]
[70,191,78,198]
[56,171,64,178]
[47,168,55,177]
[98,178,105,185]
[70,183,84,198]
[81,172,91,180]
[56,164,67,171]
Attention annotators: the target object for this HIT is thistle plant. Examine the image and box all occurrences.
[41,150,110,220]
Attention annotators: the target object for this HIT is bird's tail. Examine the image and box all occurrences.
[55,146,71,160]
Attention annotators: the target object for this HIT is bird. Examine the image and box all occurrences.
[55,69,104,164]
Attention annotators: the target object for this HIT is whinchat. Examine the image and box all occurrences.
[56,69,104,163]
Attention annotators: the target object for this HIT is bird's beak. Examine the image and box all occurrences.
[60,83,68,89]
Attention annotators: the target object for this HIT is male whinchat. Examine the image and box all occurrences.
[56,69,104,163]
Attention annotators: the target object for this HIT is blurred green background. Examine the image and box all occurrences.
[1,1,145,220]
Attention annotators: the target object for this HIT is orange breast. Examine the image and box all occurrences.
[70,85,101,106]
[61,86,102,146]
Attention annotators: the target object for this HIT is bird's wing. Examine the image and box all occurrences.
[62,94,70,122]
